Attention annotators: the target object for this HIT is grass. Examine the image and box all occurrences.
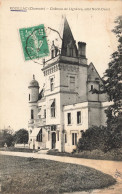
[0,155,116,194]
[0,147,35,153]
[47,148,122,161]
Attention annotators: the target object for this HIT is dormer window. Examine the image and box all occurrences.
[67,40,76,57]
[70,48,73,57]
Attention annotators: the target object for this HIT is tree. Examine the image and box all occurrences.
[93,16,122,131]
[14,129,28,144]
[0,129,14,147]
[103,16,122,131]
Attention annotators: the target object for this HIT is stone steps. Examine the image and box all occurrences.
[38,148,49,154]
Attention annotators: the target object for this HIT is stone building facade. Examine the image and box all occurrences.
[28,18,109,152]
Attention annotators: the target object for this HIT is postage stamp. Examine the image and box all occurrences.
[19,24,49,61]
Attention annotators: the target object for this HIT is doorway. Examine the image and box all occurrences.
[52,132,56,149]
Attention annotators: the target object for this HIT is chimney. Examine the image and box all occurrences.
[78,42,86,58]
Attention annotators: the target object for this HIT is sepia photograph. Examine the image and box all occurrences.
[0,0,122,193]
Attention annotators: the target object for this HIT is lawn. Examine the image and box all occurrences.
[0,155,116,194]
[0,147,34,153]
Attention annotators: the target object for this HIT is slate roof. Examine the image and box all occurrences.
[61,17,78,56]
[28,75,39,88]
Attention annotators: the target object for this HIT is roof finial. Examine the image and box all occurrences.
[33,74,35,80]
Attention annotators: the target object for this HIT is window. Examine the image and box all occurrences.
[31,109,34,119]
[37,129,42,142]
[70,76,75,91]
[57,130,59,141]
[44,109,46,118]
[67,113,71,125]
[91,85,94,91]
[65,133,67,143]
[50,78,54,91]
[72,133,77,145]
[29,94,30,101]
[38,108,41,118]
[77,111,81,124]
[51,100,55,117]
[48,131,50,141]
[51,125,56,131]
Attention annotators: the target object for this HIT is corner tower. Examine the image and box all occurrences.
[28,75,39,131]
[28,75,39,103]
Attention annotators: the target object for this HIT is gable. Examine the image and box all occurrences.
[88,63,102,84]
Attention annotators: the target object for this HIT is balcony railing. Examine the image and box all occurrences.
[34,118,46,127]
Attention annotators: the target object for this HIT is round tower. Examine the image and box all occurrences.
[28,75,39,149]
[28,75,39,129]
[28,75,39,103]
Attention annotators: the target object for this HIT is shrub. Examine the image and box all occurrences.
[77,125,122,152]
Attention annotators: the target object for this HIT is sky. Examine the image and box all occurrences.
[0,0,121,131]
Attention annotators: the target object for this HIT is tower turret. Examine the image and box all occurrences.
[28,75,39,137]
[28,75,39,103]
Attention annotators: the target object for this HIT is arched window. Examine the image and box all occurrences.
[31,109,34,119]
[51,100,55,117]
